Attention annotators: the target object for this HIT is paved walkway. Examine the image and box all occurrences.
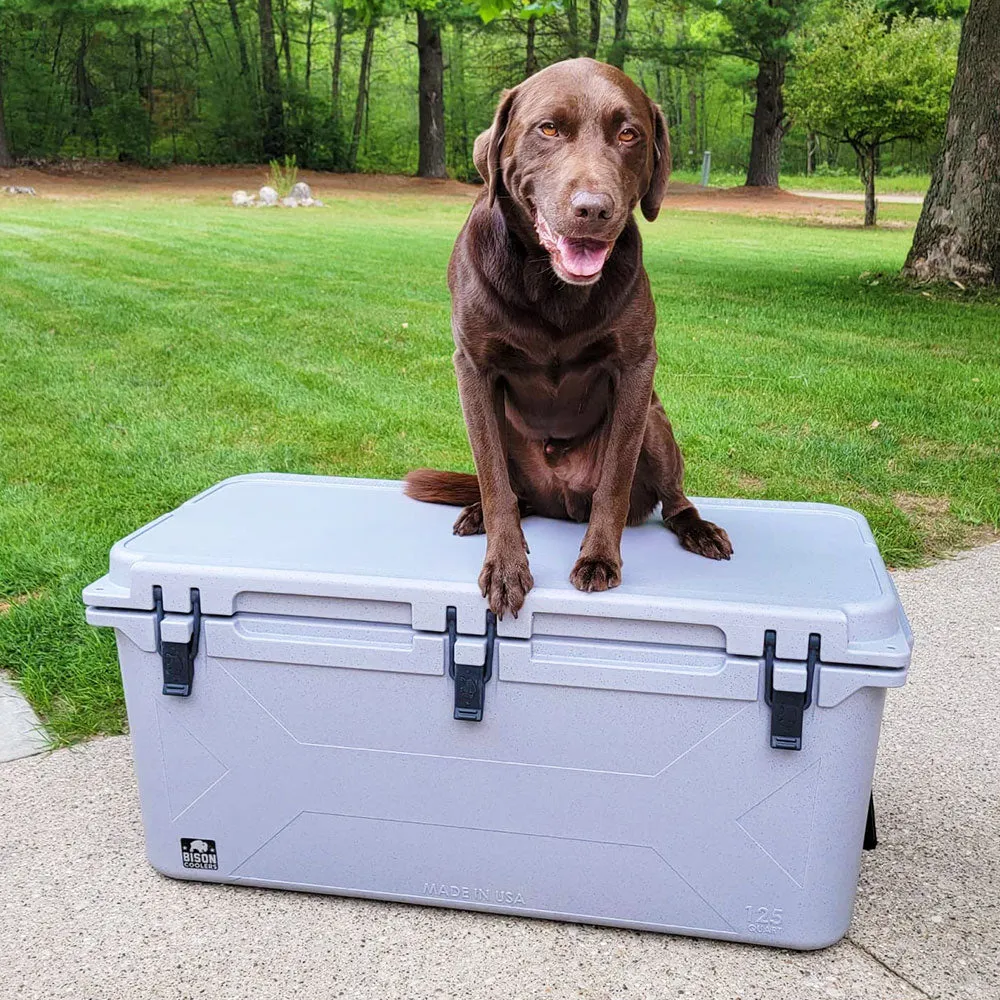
[789,189,925,205]
[0,670,48,762]
[1,544,997,1000]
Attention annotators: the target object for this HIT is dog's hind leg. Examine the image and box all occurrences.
[453,499,534,537]
[453,503,486,536]
[638,394,733,560]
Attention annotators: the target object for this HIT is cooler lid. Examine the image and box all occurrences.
[82,474,911,667]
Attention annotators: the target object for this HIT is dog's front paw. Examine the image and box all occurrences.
[669,511,733,561]
[453,502,485,536]
[569,554,622,593]
[479,547,534,619]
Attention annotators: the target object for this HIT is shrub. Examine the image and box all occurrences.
[268,155,299,197]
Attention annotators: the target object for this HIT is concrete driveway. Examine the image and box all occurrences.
[1,543,997,1000]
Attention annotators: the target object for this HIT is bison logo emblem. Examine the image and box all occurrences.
[180,838,218,870]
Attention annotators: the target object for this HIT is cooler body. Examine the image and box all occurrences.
[84,474,912,950]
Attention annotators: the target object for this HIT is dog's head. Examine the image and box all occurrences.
[474,58,670,286]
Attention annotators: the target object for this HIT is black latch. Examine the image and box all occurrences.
[763,630,820,751]
[446,606,496,722]
[153,586,202,697]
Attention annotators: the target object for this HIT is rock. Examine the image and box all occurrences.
[231,190,254,207]
[280,197,300,208]
[290,181,312,201]
[259,185,279,206]
[2,186,36,196]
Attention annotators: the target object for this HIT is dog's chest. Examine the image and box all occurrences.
[505,356,615,441]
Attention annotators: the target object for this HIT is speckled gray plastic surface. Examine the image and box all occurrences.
[84,474,912,949]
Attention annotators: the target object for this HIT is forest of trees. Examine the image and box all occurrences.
[0,0,969,184]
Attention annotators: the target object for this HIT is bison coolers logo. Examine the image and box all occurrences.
[181,838,218,870]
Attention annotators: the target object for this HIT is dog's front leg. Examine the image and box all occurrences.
[570,350,656,592]
[454,347,534,618]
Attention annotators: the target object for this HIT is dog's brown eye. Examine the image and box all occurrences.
[539,122,558,137]
[618,127,638,143]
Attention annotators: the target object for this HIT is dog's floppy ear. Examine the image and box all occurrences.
[641,101,671,222]
[474,88,517,207]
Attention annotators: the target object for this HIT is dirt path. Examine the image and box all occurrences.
[0,163,477,201]
[1,163,907,224]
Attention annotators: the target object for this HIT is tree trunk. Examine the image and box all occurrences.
[587,0,601,58]
[806,130,816,176]
[0,45,13,168]
[903,0,1000,285]
[671,10,687,159]
[861,144,877,228]
[257,0,284,157]
[227,0,252,78]
[74,29,90,134]
[305,0,316,91]
[525,16,538,77]
[188,3,215,60]
[347,19,375,172]
[699,74,706,152]
[566,0,580,58]
[608,0,628,69]
[330,4,344,126]
[132,33,151,162]
[73,27,103,155]
[134,33,145,99]
[745,56,786,188]
[416,10,446,179]
[452,24,471,177]
[145,29,156,162]
[687,77,698,166]
[277,0,292,82]
[51,19,65,75]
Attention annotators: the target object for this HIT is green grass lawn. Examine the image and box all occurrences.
[1,191,997,744]
[672,169,930,196]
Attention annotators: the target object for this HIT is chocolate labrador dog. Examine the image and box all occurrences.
[406,58,732,618]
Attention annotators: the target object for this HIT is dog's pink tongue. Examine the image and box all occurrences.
[557,236,610,277]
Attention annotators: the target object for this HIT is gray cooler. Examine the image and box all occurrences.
[83,473,911,949]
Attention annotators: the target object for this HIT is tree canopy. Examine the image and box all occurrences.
[0,0,967,185]
[788,0,957,223]
[790,3,955,153]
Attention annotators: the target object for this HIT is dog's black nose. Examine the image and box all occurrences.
[571,191,615,221]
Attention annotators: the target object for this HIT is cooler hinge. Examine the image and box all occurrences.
[446,606,497,722]
[153,586,202,697]
[763,630,820,751]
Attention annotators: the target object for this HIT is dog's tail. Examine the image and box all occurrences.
[404,469,481,507]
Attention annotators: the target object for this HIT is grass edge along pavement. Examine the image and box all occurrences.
[0,190,997,745]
